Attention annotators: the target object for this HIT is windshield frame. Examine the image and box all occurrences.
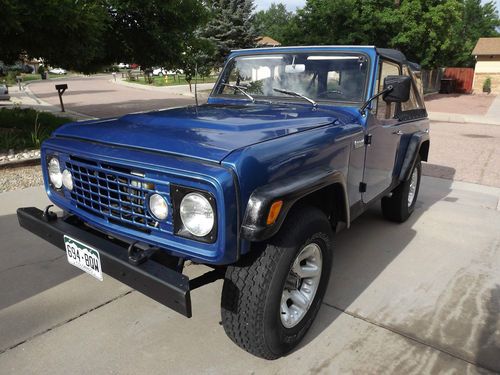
[210,50,372,107]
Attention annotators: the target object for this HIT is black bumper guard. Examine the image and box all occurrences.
[17,207,224,318]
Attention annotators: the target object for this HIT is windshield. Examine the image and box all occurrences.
[214,52,369,104]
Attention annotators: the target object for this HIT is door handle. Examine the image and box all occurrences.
[393,130,403,135]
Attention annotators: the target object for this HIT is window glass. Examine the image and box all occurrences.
[376,61,400,119]
[401,65,424,112]
[216,53,369,103]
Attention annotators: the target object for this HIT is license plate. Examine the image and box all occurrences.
[64,235,103,281]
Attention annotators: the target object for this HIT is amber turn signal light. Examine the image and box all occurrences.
[266,200,283,225]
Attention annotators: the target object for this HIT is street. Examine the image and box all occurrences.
[27,75,204,118]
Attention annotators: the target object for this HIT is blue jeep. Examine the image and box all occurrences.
[18,46,429,359]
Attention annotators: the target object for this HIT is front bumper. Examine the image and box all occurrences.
[17,207,197,317]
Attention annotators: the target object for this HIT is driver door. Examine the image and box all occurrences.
[362,60,403,203]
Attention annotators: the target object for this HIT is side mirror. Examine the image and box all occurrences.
[383,75,411,103]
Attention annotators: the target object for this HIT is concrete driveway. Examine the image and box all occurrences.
[1,176,499,374]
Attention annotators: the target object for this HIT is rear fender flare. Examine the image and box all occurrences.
[399,131,429,182]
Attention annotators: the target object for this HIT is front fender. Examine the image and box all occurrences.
[240,167,348,242]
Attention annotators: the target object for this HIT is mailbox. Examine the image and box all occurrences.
[55,84,68,91]
[55,84,68,112]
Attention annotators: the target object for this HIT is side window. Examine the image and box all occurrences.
[399,65,427,120]
[401,65,424,112]
[376,61,400,120]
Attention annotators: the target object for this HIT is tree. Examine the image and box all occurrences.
[389,0,466,68]
[178,34,216,92]
[0,0,208,73]
[253,3,293,44]
[280,0,397,46]
[105,0,208,69]
[202,0,258,68]
[280,0,500,69]
[456,0,500,66]
[0,0,109,72]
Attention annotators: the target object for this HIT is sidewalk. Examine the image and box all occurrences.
[0,84,95,121]
[427,93,500,125]
[114,78,214,98]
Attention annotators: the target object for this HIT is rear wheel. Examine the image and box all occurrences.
[381,156,421,222]
[221,206,333,359]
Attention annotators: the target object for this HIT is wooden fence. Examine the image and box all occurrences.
[443,67,474,94]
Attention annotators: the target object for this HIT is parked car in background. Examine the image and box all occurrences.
[0,84,9,100]
[118,63,130,69]
[49,68,67,75]
[2,63,34,74]
[167,69,184,75]
[152,67,167,76]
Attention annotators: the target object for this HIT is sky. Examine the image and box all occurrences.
[254,0,305,11]
[254,0,500,12]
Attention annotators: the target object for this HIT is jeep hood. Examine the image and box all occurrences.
[53,104,358,163]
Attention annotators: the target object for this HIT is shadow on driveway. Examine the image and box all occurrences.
[300,165,456,349]
[0,213,80,310]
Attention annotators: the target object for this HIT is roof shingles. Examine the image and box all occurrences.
[472,37,500,56]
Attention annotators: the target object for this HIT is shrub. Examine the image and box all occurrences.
[37,65,46,75]
[483,77,492,93]
[0,107,72,152]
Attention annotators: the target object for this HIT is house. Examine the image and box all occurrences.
[472,37,500,94]
[256,36,281,47]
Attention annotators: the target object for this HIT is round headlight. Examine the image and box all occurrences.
[180,193,214,237]
[48,157,62,189]
[62,169,73,191]
[149,193,168,221]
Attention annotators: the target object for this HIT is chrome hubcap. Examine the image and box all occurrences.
[408,167,418,207]
[280,243,322,328]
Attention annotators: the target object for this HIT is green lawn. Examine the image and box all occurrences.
[126,74,218,87]
[1,73,73,86]
[0,107,73,152]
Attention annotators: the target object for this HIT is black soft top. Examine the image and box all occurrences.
[376,48,420,71]
[376,48,407,63]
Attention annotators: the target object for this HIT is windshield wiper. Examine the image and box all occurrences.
[273,88,317,108]
[222,83,255,103]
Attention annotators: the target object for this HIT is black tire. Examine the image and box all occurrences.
[221,206,333,359]
[381,156,421,222]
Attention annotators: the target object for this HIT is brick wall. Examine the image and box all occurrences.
[472,73,500,94]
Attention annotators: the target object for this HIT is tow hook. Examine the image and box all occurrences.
[127,241,158,266]
[42,205,57,222]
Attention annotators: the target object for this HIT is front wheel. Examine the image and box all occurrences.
[381,156,421,222]
[220,206,333,359]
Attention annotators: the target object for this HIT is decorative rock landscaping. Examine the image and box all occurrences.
[0,149,42,193]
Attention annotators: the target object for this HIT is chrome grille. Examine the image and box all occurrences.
[65,157,165,233]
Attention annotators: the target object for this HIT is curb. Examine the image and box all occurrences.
[0,157,40,170]
[112,78,214,96]
[428,112,500,126]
